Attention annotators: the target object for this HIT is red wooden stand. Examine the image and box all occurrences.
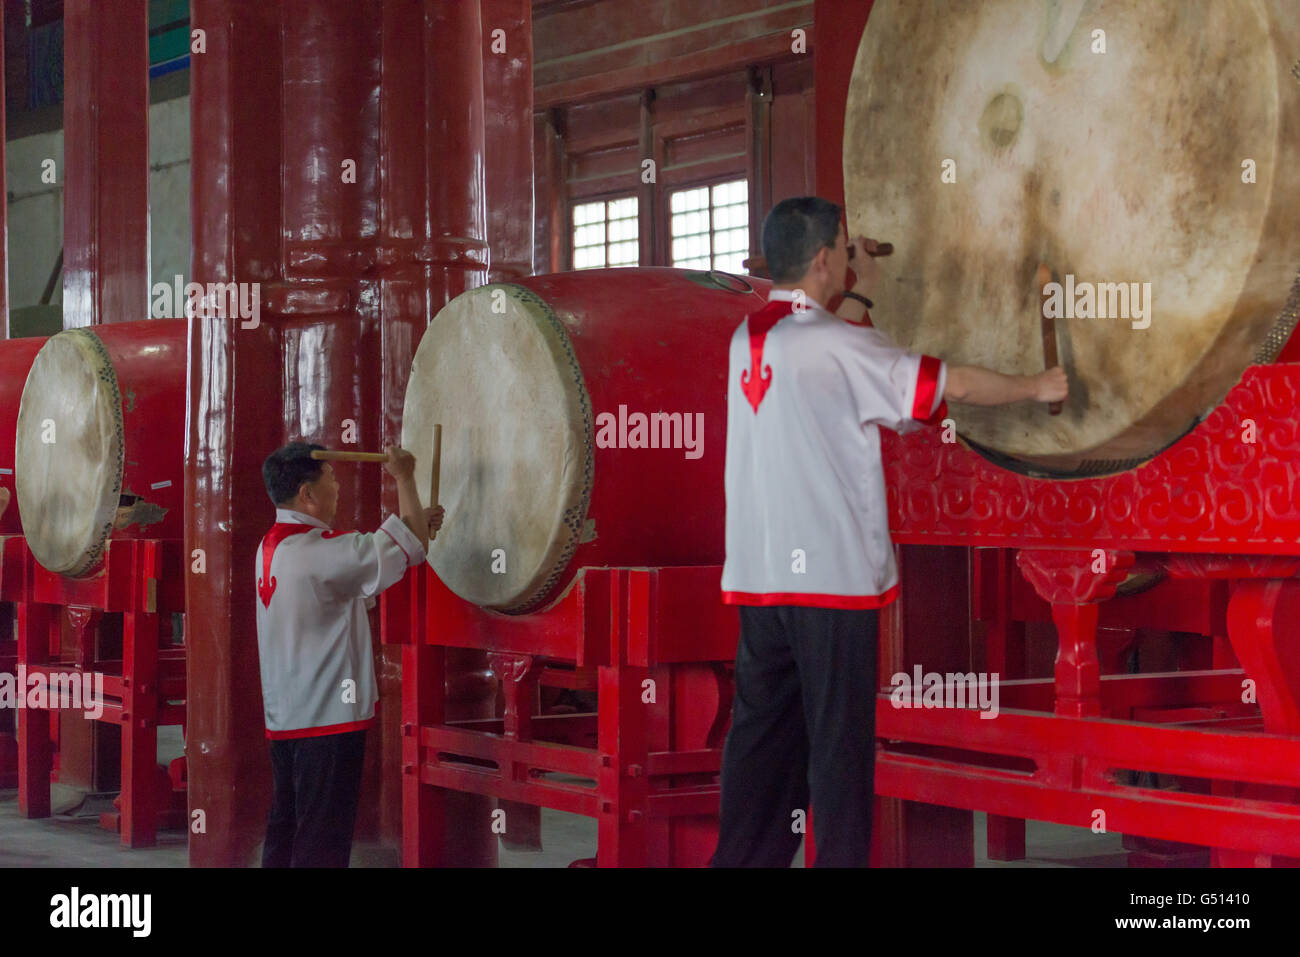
[5,537,186,847]
[383,564,737,867]
[881,365,1300,866]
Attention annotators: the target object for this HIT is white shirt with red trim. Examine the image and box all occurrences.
[255,508,425,739]
[721,289,947,609]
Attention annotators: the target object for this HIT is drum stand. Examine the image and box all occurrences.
[880,363,1300,867]
[382,564,737,867]
[4,537,187,848]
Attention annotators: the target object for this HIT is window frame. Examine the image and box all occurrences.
[665,175,752,273]
[570,191,641,272]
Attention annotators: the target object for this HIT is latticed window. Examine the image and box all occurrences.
[669,179,749,273]
[572,196,639,270]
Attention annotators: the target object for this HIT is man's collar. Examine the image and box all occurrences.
[275,507,329,530]
[767,288,828,312]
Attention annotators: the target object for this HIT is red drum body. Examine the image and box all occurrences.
[16,319,187,577]
[402,267,770,613]
[0,336,49,536]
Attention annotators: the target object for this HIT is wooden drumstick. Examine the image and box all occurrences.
[1037,264,1063,416]
[310,450,390,462]
[429,424,442,542]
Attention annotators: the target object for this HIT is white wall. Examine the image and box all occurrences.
[4,94,191,314]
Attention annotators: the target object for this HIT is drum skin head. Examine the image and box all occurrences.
[844,0,1300,474]
[16,329,124,577]
[402,284,593,612]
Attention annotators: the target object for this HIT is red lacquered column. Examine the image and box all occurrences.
[278,0,387,846]
[62,0,149,329]
[482,0,534,283]
[186,0,286,867]
[377,0,495,865]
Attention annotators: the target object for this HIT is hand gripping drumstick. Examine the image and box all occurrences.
[429,424,442,542]
[844,241,894,309]
[1037,264,1063,416]
[846,241,893,259]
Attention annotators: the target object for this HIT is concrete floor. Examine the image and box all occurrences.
[0,723,1140,867]
[0,786,1131,868]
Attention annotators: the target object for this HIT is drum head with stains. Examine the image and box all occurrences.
[844,0,1300,474]
[401,284,593,612]
[16,329,124,576]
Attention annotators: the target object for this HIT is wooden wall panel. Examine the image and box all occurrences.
[769,57,815,206]
[535,0,813,94]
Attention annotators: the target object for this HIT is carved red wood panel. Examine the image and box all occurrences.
[887,366,1300,554]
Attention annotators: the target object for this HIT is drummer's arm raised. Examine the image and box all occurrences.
[944,365,1067,406]
[384,445,430,553]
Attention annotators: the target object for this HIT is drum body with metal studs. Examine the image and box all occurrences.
[401,267,770,613]
[16,319,187,576]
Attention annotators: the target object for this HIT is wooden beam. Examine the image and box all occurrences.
[535,32,812,109]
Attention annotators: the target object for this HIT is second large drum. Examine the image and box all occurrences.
[401,268,769,613]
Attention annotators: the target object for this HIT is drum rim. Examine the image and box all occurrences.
[16,327,124,577]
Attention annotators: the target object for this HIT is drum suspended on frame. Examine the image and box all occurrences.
[401,268,770,613]
[15,319,187,577]
[843,0,1300,475]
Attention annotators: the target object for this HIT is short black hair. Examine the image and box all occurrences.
[262,442,326,506]
[761,197,843,283]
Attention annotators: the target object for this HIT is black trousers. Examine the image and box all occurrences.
[711,605,878,867]
[263,728,367,868]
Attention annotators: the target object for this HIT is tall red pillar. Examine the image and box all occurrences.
[189,0,500,867]
[62,0,149,330]
[278,0,387,845]
[376,0,496,866]
[186,0,286,867]
[482,0,534,283]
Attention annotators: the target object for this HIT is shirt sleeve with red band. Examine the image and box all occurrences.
[835,323,948,434]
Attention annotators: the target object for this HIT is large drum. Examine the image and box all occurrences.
[0,336,49,536]
[402,268,769,613]
[844,0,1300,475]
[16,320,187,576]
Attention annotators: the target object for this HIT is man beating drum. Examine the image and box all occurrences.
[712,196,1067,867]
[255,442,443,867]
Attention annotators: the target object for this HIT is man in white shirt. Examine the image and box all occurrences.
[712,196,1067,867]
[257,441,442,867]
